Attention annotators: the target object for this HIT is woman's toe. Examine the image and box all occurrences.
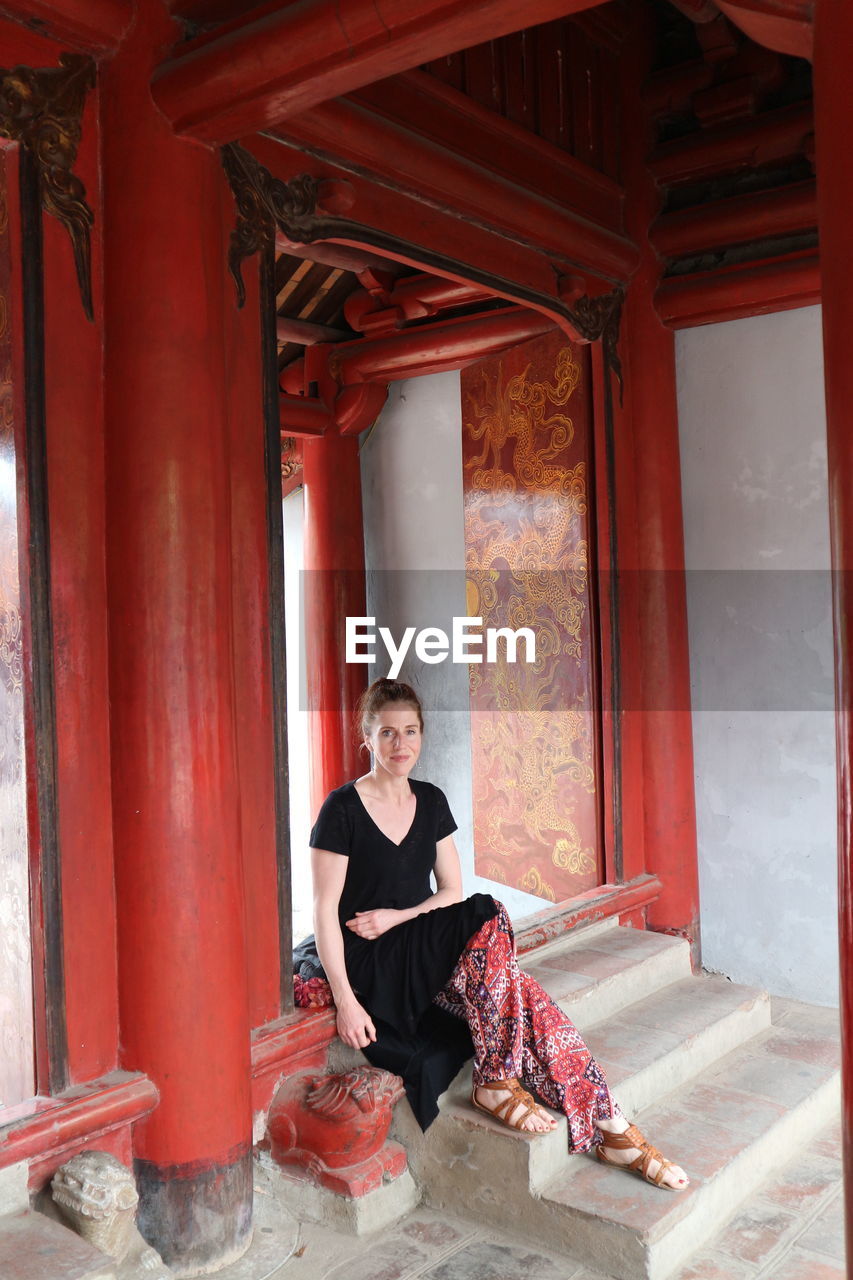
[664,1163,689,1189]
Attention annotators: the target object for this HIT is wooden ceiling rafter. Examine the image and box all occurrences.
[662,0,813,59]
[269,101,635,281]
[0,0,131,49]
[647,0,817,328]
[151,0,612,143]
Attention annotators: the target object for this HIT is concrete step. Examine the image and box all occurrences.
[668,1109,843,1280]
[580,974,771,1120]
[539,1014,840,1279]
[401,925,840,1280]
[410,1011,839,1279]
[408,972,770,1200]
[523,923,693,1034]
[0,1210,116,1280]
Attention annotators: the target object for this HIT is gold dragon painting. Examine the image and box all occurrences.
[462,329,601,903]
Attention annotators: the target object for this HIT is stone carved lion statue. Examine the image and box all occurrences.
[51,1151,172,1279]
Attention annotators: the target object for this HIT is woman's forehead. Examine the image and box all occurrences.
[371,703,421,728]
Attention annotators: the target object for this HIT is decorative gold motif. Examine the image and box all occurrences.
[553,835,596,877]
[519,866,557,902]
[221,142,320,308]
[0,55,96,320]
[463,336,599,902]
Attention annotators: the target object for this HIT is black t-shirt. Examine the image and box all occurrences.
[309,777,497,1049]
[309,778,457,933]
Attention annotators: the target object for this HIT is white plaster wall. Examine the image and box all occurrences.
[0,449,33,1108]
[360,373,544,920]
[676,306,838,1005]
[283,488,314,943]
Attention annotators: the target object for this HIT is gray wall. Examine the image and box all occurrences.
[676,306,838,1005]
[360,372,544,919]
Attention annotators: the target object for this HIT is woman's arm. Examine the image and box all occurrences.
[345,833,463,940]
[311,848,377,1049]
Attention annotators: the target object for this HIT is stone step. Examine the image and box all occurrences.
[668,1109,843,1279]
[408,973,770,1200]
[539,1012,841,1279]
[523,924,693,1034]
[580,974,771,1121]
[0,1210,116,1280]
[412,1011,839,1279]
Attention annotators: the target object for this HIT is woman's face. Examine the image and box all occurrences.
[365,702,423,779]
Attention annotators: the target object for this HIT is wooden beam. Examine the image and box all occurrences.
[279,393,332,436]
[649,104,814,185]
[353,70,625,232]
[271,99,635,281]
[515,875,664,956]
[330,307,556,384]
[242,135,626,326]
[152,0,605,143]
[0,1072,158,1169]
[716,0,813,59]
[650,181,816,258]
[345,275,494,334]
[665,0,720,19]
[274,235,401,277]
[276,317,350,346]
[0,0,131,49]
[643,60,715,117]
[655,250,820,327]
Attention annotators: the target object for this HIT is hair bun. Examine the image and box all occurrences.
[355,676,424,739]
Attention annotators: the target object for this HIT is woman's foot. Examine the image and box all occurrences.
[597,1116,689,1190]
[472,1079,558,1133]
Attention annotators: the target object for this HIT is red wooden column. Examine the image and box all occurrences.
[302,430,366,816]
[621,6,701,957]
[813,4,853,1269]
[100,2,252,1272]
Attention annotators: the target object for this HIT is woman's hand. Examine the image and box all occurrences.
[335,994,377,1049]
[345,908,402,940]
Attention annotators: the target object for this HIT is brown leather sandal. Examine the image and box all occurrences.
[596,1122,688,1191]
[471,1078,556,1134]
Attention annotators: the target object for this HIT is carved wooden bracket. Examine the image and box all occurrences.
[0,54,96,320]
[221,142,321,309]
[281,435,303,498]
[571,288,625,393]
[221,141,624,372]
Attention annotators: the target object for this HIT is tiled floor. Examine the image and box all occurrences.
[282,1115,845,1280]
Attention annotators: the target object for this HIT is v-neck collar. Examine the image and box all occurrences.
[351,780,419,847]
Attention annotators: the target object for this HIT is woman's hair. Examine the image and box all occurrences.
[356,677,424,739]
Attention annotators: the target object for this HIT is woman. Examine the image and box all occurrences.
[310,677,688,1190]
